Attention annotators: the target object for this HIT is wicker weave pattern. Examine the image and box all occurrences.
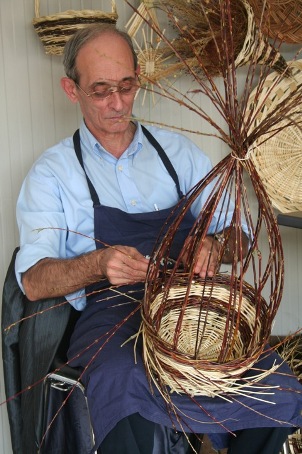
[248,0,302,44]
[142,274,269,397]
[248,60,302,213]
[33,0,118,55]
[235,1,276,68]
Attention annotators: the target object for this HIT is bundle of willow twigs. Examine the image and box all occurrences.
[124,0,302,402]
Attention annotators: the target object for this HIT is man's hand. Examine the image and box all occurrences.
[22,245,149,301]
[181,227,249,279]
[182,236,220,278]
[97,245,149,285]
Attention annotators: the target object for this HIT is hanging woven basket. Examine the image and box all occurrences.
[248,0,302,44]
[234,0,289,73]
[247,60,302,213]
[32,0,118,55]
[165,0,289,79]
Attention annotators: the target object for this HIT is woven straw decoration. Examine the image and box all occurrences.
[125,1,160,38]
[125,2,185,105]
[247,60,302,213]
[248,0,302,44]
[32,0,118,55]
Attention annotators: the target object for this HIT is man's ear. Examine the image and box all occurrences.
[61,77,79,103]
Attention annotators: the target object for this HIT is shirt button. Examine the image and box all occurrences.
[118,165,123,171]
[130,200,137,206]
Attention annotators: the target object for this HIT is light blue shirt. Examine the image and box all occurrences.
[16,120,233,310]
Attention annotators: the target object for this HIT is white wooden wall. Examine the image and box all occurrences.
[0,1,301,452]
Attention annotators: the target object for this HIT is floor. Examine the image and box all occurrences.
[199,432,302,454]
[198,435,227,454]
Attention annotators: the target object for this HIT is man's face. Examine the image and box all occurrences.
[71,33,139,139]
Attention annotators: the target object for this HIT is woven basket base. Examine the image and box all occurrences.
[143,279,269,397]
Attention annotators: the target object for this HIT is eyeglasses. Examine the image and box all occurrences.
[75,78,139,101]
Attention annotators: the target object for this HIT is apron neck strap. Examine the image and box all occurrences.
[141,125,183,199]
[73,129,100,206]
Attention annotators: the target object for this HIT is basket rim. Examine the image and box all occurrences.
[248,0,302,43]
[33,9,118,25]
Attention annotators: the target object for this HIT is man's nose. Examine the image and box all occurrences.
[108,89,124,108]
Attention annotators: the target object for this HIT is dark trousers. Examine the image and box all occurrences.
[228,426,293,454]
[98,413,292,454]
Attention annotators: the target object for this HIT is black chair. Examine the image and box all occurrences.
[2,248,95,454]
[1,249,202,454]
[41,307,96,454]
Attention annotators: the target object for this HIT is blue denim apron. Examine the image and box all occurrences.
[68,128,302,451]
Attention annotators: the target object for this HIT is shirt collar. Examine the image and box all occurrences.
[79,119,143,161]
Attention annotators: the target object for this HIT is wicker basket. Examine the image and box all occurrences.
[248,0,302,44]
[32,0,118,55]
[247,60,302,213]
[142,274,271,397]
[235,0,289,74]
[161,0,289,80]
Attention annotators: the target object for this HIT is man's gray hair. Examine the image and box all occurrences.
[63,24,138,83]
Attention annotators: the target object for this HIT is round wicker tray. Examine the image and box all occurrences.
[142,275,269,397]
[32,0,118,55]
[247,60,302,213]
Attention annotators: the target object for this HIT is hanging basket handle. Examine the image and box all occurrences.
[34,0,40,19]
[111,0,117,14]
[34,0,116,19]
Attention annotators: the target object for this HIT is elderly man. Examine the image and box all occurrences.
[15,24,300,454]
